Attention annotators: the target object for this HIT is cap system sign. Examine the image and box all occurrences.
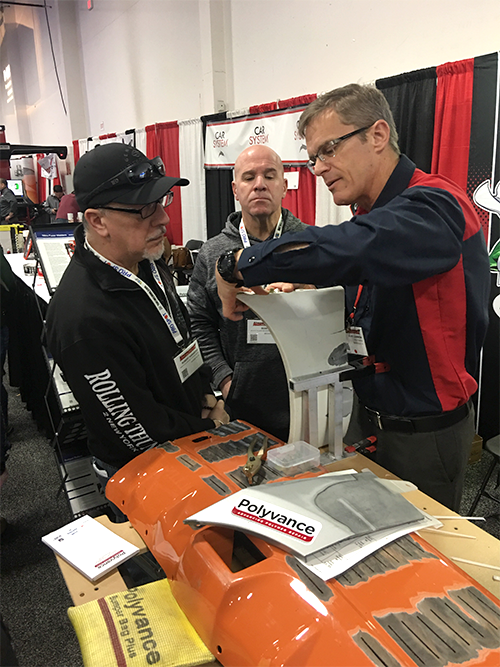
[205,107,309,168]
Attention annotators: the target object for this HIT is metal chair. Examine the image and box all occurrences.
[180,239,204,284]
[468,434,500,514]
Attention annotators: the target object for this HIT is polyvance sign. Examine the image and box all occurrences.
[204,106,309,168]
[231,497,321,543]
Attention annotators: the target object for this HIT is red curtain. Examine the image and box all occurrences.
[249,101,277,115]
[36,154,46,205]
[282,167,316,226]
[145,124,158,158]
[431,59,474,190]
[278,94,317,110]
[72,139,80,165]
[155,121,183,245]
[0,126,9,179]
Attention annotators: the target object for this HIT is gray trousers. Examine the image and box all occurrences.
[344,396,475,512]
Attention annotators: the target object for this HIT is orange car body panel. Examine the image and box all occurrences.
[107,422,500,666]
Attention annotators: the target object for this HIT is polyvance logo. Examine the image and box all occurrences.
[232,498,321,543]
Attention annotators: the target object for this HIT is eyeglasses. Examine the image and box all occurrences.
[88,156,166,201]
[306,125,373,174]
[99,192,174,219]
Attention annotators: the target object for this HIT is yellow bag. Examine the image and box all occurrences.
[68,579,214,667]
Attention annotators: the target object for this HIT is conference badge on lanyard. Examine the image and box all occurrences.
[346,284,368,356]
[174,339,204,383]
[247,320,274,344]
[346,326,369,356]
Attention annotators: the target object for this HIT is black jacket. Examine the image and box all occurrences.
[46,225,214,468]
[238,157,490,417]
[0,187,18,222]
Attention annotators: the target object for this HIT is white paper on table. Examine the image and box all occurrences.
[320,469,358,477]
[296,511,441,582]
[320,469,418,494]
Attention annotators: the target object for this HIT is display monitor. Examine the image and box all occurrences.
[7,179,23,197]
[29,224,76,295]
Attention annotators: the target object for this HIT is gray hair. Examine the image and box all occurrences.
[298,83,400,155]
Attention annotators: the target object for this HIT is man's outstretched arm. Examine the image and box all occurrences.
[215,244,309,320]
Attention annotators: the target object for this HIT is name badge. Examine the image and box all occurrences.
[174,339,204,383]
[247,320,274,344]
[346,326,368,356]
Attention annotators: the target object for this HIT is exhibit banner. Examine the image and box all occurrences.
[205,106,309,168]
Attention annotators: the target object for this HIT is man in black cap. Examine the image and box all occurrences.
[46,143,228,506]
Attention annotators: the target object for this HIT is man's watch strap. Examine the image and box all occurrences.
[217,249,244,287]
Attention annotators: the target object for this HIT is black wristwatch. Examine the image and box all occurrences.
[217,249,244,287]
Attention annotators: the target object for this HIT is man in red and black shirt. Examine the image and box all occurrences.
[215,84,490,511]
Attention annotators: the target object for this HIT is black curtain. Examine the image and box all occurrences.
[376,67,437,172]
[202,112,235,239]
[467,53,500,442]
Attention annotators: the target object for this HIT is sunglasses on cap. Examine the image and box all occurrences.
[87,156,166,202]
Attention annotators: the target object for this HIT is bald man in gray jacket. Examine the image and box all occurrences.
[187,146,308,441]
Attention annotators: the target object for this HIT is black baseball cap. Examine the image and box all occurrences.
[74,143,189,211]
